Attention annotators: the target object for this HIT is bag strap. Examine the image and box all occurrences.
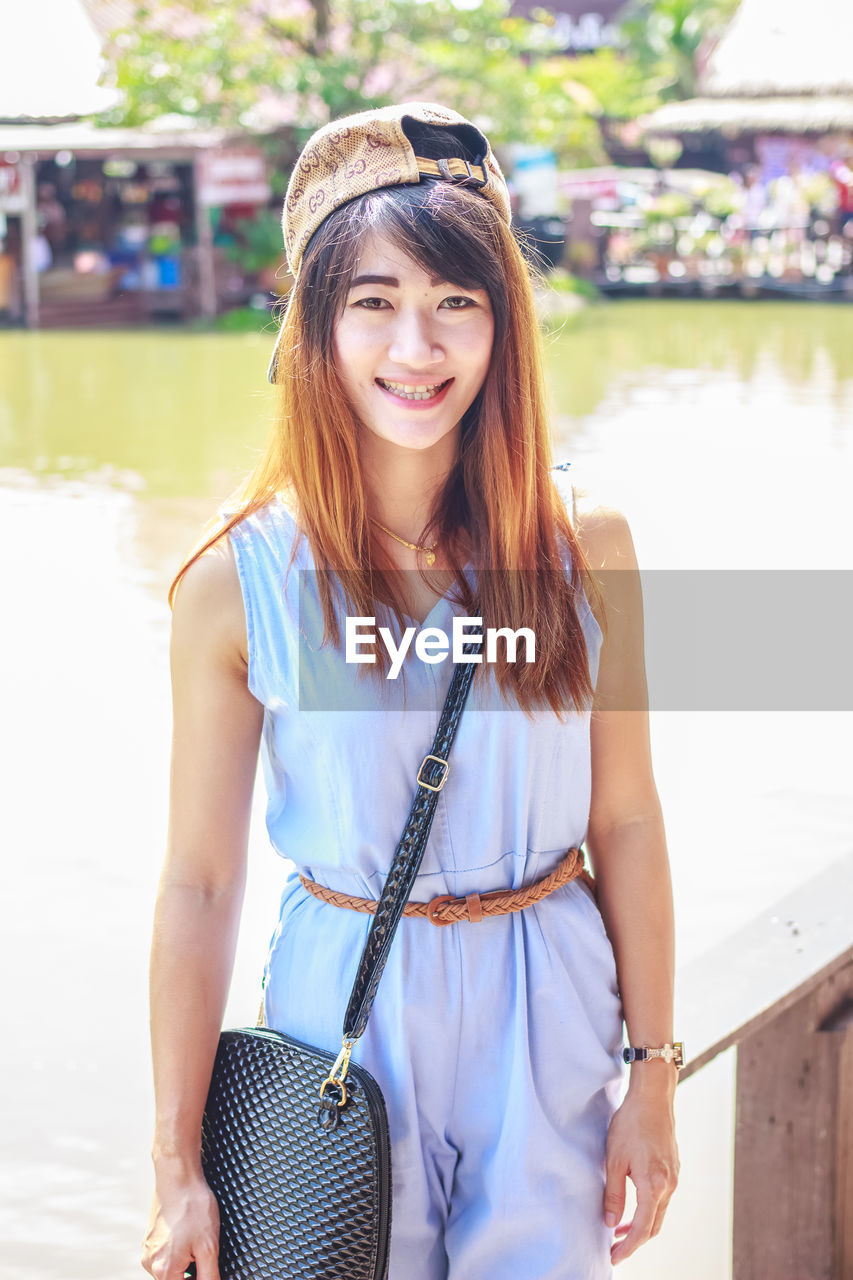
[321,464,572,1080]
[254,638,483,1042]
[341,634,482,1043]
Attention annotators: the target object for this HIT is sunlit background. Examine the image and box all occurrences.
[2,1,852,1277]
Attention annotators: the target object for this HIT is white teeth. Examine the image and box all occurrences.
[378,378,448,401]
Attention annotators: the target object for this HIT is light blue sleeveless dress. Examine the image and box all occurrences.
[223,466,626,1280]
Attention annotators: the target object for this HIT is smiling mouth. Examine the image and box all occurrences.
[376,378,452,401]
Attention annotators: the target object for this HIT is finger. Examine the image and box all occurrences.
[603,1162,627,1229]
[611,1184,660,1261]
[649,1162,679,1238]
[649,1192,673,1238]
[192,1243,221,1280]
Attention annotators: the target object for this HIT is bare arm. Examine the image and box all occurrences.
[573,491,680,1264]
[142,537,263,1280]
[576,498,675,1099]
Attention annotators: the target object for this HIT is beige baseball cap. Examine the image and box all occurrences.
[268,101,512,383]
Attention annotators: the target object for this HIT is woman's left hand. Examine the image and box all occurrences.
[602,1079,681,1265]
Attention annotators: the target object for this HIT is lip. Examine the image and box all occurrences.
[375,378,454,410]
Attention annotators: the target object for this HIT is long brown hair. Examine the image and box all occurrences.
[168,127,606,721]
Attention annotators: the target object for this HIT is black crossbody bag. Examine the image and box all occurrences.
[184,640,481,1280]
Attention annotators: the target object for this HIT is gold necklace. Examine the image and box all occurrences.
[369,516,439,568]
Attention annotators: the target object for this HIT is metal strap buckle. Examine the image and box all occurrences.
[436,157,488,189]
[319,1037,354,1107]
[417,754,449,792]
[461,159,488,189]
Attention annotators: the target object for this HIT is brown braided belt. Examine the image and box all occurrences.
[298,845,596,927]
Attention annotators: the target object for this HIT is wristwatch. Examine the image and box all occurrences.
[623,1041,685,1069]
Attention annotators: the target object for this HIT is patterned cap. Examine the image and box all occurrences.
[268,101,511,382]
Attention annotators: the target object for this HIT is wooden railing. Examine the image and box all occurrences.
[674,850,853,1279]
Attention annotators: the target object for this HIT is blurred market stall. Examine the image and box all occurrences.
[584,0,853,296]
[0,122,280,329]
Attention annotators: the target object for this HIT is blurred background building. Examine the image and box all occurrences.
[1,0,851,329]
[593,0,853,295]
[0,0,282,328]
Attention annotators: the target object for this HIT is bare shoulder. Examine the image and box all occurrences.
[276,487,300,523]
[170,533,248,678]
[570,480,638,573]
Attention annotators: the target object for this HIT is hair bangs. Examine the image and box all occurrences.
[364,181,503,291]
[298,180,509,352]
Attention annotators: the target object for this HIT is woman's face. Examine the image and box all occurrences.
[331,230,495,454]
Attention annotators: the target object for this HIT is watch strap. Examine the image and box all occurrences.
[623,1041,685,1068]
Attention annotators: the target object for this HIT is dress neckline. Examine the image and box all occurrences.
[397,564,476,629]
[273,493,475,629]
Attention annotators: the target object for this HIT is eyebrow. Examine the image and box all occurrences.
[350,273,454,289]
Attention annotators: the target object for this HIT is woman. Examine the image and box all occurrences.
[142,102,680,1280]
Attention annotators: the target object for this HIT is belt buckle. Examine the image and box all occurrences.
[425,893,456,926]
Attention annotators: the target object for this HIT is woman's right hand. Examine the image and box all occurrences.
[140,1166,221,1280]
[144,543,263,1279]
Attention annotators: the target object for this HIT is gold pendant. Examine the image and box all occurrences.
[425,549,435,567]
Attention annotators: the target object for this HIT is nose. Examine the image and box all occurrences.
[387,305,444,369]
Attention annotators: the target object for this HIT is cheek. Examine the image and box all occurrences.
[331,323,367,391]
[457,315,494,379]
[332,319,381,378]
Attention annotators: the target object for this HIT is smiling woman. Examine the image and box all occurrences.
[143,102,681,1280]
[240,111,603,700]
[332,232,494,451]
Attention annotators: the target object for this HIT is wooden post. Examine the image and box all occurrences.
[824,991,853,1278]
[651,852,853,1276]
[19,156,39,329]
[193,155,217,320]
[732,959,853,1279]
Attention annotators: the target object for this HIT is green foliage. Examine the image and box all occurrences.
[618,0,741,100]
[698,178,740,219]
[96,0,568,143]
[189,306,276,332]
[548,269,601,299]
[644,191,692,221]
[795,172,837,215]
[93,0,742,166]
[517,48,660,164]
[223,208,284,273]
[531,47,659,123]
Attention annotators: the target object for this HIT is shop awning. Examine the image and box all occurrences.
[0,119,233,159]
[639,95,853,138]
[698,0,853,100]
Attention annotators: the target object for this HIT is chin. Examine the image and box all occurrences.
[362,420,458,452]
